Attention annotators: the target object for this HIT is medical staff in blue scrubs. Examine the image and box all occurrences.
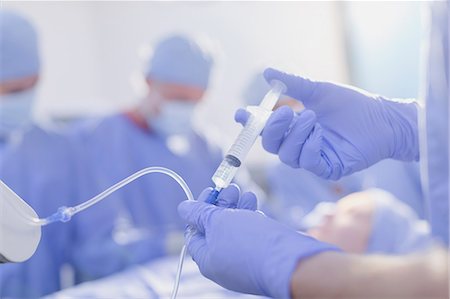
[421,0,448,245]
[68,35,234,283]
[0,10,75,298]
[177,2,448,298]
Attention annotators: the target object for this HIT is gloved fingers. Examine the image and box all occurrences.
[186,231,208,264]
[298,124,331,179]
[234,108,249,126]
[178,200,218,234]
[278,110,317,168]
[261,106,295,154]
[198,187,215,203]
[216,184,240,208]
[237,192,257,211]
[263,68,318,106]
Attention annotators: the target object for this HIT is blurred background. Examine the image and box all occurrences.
[3,1,422,166]
[1,2,431,297]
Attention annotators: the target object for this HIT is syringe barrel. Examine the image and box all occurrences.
[212,106,271,189]
[260,80,287,111]
[211,80,286,190]
[227,107,269,161]
[212,157,241,189]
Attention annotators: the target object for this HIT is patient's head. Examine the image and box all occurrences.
[307,192,373,253]
[306,189,433,255]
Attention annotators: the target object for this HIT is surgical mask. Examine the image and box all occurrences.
[147,101,196,137]
[0,88,35,138]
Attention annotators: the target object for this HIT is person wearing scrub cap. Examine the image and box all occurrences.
[68,34,263,284]
[140,35,212,137]
[306,189,434,255]
[0,9,39,143]
[0,10,75,298]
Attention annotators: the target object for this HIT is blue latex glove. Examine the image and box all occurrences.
[178,185,339,298]
[236,68,419,180]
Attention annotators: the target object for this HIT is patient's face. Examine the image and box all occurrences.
[308,192,375,253]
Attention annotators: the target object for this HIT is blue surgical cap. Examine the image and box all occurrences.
[145,35,213,89]
[0,10,40,82]
[367,189,434,255]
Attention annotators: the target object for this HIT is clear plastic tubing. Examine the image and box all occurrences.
[27,166,194,299]
[207,80,287,204]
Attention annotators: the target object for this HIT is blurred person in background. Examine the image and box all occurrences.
[68,34,263,284]
[0,9,75,298]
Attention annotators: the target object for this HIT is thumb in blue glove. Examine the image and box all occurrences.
[178,185,339,298]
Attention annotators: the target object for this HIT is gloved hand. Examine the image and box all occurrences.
[236,68,419,180]
[178,185,339,298]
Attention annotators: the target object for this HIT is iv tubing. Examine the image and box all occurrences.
[30,167,194,225]
[28,166,194,299]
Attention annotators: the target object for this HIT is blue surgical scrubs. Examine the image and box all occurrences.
[421,1,449,245]
[0,125,75,298]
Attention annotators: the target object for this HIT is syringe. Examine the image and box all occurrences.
[205,80,287,204]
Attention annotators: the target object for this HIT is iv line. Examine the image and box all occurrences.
[25,166,194,299]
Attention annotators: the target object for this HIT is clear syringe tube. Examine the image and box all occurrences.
[206,80,287,203]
